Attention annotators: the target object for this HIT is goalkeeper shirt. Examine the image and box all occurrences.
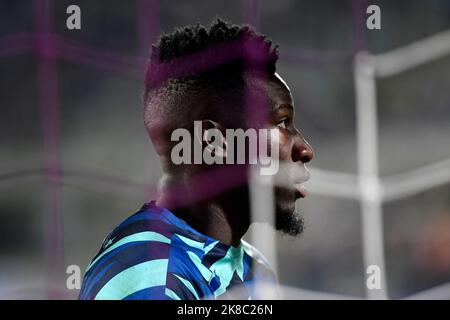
[79,201,276,300]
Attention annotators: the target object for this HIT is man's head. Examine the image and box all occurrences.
[144,19,313,236]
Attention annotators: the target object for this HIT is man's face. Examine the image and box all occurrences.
[160,71,313,237]
[244,72,314,236]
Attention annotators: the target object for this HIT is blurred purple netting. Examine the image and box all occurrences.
[1,0,450,300]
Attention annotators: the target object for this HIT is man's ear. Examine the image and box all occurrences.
[194,120,227,160]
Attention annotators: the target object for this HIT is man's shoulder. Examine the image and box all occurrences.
[79,204,179,300]
[95,205,174,253]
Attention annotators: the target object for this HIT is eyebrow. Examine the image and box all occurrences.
[273,104,294,112]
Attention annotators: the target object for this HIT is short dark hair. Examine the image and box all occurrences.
[143,18,279,156]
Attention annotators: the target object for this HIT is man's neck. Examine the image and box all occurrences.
[156,173,249,247]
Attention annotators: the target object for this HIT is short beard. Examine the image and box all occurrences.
[275,209,305,237]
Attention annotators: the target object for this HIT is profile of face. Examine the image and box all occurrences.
[199,72,314,236]
[157,70,313,238]
[248,72,314,236]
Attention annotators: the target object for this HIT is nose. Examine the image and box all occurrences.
[292,135,314,163]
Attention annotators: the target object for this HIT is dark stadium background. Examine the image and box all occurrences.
[1,0,450,299]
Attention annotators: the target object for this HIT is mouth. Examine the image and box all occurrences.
[273,163,311,200]
[294,184,307,199]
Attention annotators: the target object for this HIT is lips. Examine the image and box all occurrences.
[294,184,307,199]
[292,169,310,199]
[273,163,311,199]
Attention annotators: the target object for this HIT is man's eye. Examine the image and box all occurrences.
[276,118,289,129]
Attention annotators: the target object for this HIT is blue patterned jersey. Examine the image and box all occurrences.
[79,201,277,300]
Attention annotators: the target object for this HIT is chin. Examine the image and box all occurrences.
[274,187,305,237]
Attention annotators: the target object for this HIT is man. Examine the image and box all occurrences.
[79,19,313,300]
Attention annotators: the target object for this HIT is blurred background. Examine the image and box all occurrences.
[1,0,450,299]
